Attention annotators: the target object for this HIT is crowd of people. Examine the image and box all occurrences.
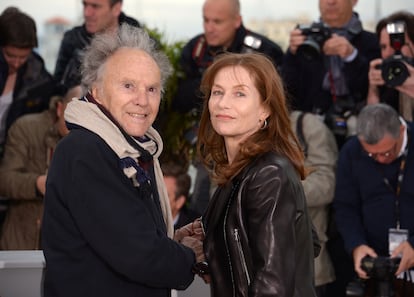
[0,0,414,296]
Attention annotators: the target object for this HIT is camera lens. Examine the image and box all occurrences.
[297,39,321,60]
[381,59,409,87]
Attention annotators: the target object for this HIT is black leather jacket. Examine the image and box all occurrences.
[203,152,316,297]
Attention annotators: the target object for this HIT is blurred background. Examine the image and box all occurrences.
[0,0,412,73]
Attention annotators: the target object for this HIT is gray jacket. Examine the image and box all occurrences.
[290,111,338,286]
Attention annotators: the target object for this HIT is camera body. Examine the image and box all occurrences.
[361,255,401,297]
[361,255,400,280]
[378,21,414,87]
[347,256,401,297]
[297,22,332,59]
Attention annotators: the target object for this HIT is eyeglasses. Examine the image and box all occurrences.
[364,142,397,160]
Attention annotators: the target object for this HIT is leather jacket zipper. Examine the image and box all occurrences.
[234,228,251,286]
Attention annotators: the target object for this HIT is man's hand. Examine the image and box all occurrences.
[353,244,378,279]
[36,174,47,196]
[288,28,306,55]
[391,241,414,275]
[173,217,204,243]
[368,58,385,87]
[323,34,355,59]
[396,63,414,97]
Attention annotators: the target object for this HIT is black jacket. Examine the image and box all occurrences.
[282,23,380,115]
[173,24,284,114]
[42,126,195,297]
[53,12,140,89]
[174,206,201,230]
[203,152,316,297]
[0,51,54,144]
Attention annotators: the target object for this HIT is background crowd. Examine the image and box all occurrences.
[1,0,414,296]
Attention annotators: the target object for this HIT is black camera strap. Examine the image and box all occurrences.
[380,128,410,229]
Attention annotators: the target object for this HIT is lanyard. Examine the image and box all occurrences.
[380,132,410,229]
[381,151,407,229]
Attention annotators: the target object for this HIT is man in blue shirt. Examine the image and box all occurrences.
[334,103,414,282]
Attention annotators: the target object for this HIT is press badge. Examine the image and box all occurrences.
[389,228,409,256]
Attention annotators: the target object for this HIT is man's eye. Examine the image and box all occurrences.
[124,83,133,89]
[148,87,158,93]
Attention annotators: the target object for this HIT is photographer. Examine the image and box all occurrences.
[334,104,414,296]
[282,0,380,148]
[367,11,414,120]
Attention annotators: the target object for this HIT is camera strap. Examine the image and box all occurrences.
[380,128,410,229]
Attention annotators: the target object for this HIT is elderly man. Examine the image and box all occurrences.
[42,25,203,297]
[334,103,414,295]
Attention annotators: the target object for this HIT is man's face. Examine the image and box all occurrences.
[359,130,403,164]
[92,48,162,138]
[319,0,356,28]
[2,46,31,75]
[164,175,181,217]
[379,27,414,59]
[82,0,121,34]
[202,0,242,48]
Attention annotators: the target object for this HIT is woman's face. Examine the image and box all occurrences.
[208,65,269,145]
[380,27,414,59]
[92,48,161,138]
[2,46,31,75]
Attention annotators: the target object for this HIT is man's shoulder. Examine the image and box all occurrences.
[339,136,361,158]
[119,12,141,27]
[9,111,52,135]
[183,33,205,49]
[61,25,89,48]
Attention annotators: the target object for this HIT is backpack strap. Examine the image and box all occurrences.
[296,112,308,158]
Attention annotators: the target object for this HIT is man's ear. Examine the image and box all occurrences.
[91,86,103,105]
[56,101,64,118]
[111,1,122,18]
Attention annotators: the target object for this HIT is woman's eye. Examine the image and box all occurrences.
[236,91,245,97]
[212,90,222,96]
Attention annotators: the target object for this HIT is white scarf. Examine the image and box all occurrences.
[65,98,174,238]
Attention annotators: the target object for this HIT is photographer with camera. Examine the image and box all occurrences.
[367,11,414,121]
[282,0,380,149]
[172,0,284,217]
[334,103,414,296]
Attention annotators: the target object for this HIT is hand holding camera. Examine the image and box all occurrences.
[390,240,414,276]
[323,34,355,58]
[395,63,414,98]
[353,244,378,279]
[375,21,414,88]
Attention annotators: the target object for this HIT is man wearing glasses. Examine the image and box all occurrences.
[334,103,414,292]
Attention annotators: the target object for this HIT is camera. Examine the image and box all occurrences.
[377,21,414,87]
[346,256,401,297]
[362,255,400,297]
[296,22,332,60]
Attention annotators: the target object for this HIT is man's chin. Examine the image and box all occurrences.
[85,24,98,34]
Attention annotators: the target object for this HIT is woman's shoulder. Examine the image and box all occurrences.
[253,151,292,170]
[242,152,296,182]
